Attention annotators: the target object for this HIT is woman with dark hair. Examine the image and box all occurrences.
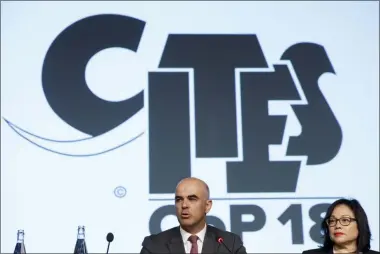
[302,198,379,254]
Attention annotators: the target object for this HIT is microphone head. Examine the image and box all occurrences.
[216,236,232,253]
[106,232,114,242]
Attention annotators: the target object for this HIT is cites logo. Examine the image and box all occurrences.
[4,14,343,244]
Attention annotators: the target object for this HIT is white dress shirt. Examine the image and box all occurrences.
[180,224,207,254]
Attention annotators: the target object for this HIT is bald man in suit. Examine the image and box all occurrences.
[140,177,247,254]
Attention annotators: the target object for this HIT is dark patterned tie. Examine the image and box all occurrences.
[188,235,198,254]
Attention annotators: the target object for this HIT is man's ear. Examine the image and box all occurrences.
[205,200,213,214]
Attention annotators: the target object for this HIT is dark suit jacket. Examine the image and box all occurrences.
[140,225,247,254]
[302,247,380,254]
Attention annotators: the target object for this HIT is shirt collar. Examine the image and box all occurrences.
[180,223,207,243]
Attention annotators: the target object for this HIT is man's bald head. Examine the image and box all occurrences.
[174,177,212,234]
[175,177,210,200]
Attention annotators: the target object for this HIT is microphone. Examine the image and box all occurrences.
[216,236,232,253]
[106,233,114,254]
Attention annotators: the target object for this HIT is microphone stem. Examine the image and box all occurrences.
[106,242,110,254]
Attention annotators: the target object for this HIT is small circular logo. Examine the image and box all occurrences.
[114,186,127,198]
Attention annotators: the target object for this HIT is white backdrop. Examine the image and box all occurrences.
[1,1,379,253]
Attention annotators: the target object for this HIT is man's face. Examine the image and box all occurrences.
[175,179,212,232]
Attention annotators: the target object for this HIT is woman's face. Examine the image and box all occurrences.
[327,204,359,246]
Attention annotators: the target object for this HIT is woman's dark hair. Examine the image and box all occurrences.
[320,198,372,252]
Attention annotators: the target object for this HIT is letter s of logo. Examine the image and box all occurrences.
[281,43,343,165]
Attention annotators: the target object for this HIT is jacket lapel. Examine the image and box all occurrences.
[166,227,186,254]
[201,226,218,254]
